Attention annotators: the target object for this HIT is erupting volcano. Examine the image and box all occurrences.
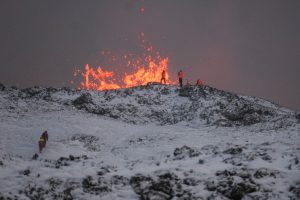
[74,33,174,91]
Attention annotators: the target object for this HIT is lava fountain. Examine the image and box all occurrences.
[73,33,174,90]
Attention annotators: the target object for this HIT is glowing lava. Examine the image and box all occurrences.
[74,33,174,91]
[83,64,121,90]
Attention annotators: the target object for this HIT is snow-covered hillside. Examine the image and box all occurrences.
[0,83,299,200]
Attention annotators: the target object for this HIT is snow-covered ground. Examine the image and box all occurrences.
[0,84,299,199]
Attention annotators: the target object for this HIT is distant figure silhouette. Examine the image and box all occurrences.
[39,131,48,153]
[178,70,184,87]
[161,70,166,84]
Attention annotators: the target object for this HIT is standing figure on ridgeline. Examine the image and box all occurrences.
[161,70,166,84]
[178,69,184,88]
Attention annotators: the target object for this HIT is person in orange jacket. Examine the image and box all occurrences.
[178,70,184,87]
[161,70,166,84]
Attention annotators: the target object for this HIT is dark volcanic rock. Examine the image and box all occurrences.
[206,181,217,191]
[61,86,74,93]
[72,93,106,115]
[97,166,110,176]
[72,93,93,108]
[24,184,48,200]
[71,134,101,151]
[173,145,201,160]
[216,169,237,177]
[0,83,5,91]
[32,153,39,160]
[183,178,199,186]
[220,98,276,127]
[20,179,77,200]
[23,169,31,176]
[46,87,58,93]
[55,157,70,168]
[296,112,300,122]
[82,176,111,195]
[213,169,259,200]
[179,86,194,97]
[130,174,154,198]
[222,108,261,126]
[11,85,18,90]
[289,183,300,200]
[229,182,257,200]
[198,159,205,164]
[129,172,189,200]
[253,168,278,179]
[160,87,171,95]
[16,86,57,101]
[148,180,173,199]
[179,85,206,100]
[47,177,63,191]
[146,82,161,86]
[52,155,88,168]
[111,175,129,186]
[223,146,243,155]
[21,87,43,98]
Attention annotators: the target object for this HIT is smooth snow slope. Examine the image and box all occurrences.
[0,84,299,200]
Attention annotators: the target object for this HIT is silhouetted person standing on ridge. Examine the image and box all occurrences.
[178,70,184,87]
[161,70,166,84]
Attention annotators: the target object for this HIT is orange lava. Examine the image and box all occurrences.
[74,33,174,90]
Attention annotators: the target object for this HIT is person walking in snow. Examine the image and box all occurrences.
[178,70,184,88]
[161,70,166,84]
[39,131,48,153]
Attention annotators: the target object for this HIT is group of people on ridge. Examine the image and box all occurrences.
[160,69,203,88]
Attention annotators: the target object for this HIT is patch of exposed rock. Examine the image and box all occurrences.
[173,145,201,160]
[72,93,106,115]
[70,134,101,151]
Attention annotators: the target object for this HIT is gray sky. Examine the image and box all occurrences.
[0,0,299,110]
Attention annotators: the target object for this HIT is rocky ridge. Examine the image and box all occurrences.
[0,83,298,129]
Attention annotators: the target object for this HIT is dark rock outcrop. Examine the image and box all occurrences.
[289,183,300,200]
[23,169,31,176]
[82,176,111,195]
[173,145,201,160]
[253,168,278,179]
[211,169,259,200]
[70,134,101,151]
[223,146,243,155]
[72,93,106,115]
[73,93,93,107]
[129,172,189,200]
[296,112,300,122]
[0,83,5,91]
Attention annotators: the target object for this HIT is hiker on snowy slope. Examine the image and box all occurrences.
[39,131,48,153]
